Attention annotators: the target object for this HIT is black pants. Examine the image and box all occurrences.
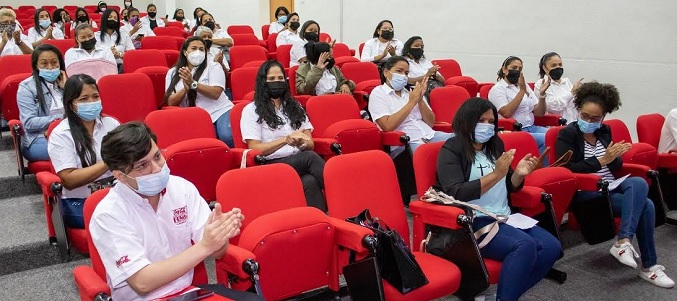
[267,151,327,212]
[197,284,264,301]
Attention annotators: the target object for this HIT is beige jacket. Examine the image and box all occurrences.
[295,62,356,95]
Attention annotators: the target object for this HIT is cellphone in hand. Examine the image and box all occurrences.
[165,289,214,301]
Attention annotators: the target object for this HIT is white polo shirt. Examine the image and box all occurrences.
[95,30,135,63]
[406,57,441,79]
[368,84,435,144]
[47,116,120,199]
[268,21,285,34]
[70,20,98,31]
[121,22,156,40]
[64,45,117,69]
[276,30,300,47]
[360,38,403,62]
[89,175,211,301]
[0,29,33,57]
[534,77,576,124]
[240,102,314,160]
[488,79,539,127]
[140,16,166,28]
[26,26,65,44]
[289,39,307,67]
[315,70,337,95]
[659,108,677,153]
[165,62,233,123]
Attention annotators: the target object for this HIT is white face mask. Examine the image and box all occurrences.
[125,163,171,196]
[187,50,206,66]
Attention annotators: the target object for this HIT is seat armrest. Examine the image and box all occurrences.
[432,123,452,133]
[574,173,603,191]
[619,163,652,181]
[73,265,111,300]
[408,200,467,230]
[329,217,372,254]
[510,186,545,209]
[36,171,61,197]
[380,130,409,146]
[230,148,266,167]
[267,52,276,60]
[216,244,257,280]
[313,138,341,155]
[352,91,369,110]
[534,114,564,127]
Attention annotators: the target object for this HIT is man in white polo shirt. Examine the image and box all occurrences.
[92,122,262,301]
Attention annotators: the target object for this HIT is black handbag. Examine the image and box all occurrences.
[347,209,429,294]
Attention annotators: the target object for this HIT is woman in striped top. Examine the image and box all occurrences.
[556,82,674,288]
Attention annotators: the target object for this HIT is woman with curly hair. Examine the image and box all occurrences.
[556,82,674,288]
[240,60,326,211]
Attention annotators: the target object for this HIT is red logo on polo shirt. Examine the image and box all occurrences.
[116,255,130,268]
[173,206,188,225]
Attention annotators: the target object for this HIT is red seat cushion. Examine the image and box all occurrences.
[381,251,461,301]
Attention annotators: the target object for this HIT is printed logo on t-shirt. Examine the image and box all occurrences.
[173,206,188,225]
[116,255,130,268]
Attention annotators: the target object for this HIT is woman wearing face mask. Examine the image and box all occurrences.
[240,60,327,211]
[0,8,33,56]
[27,8,65,48]
[171,8,191,32]
[489,56,547,155]
[556,82,674,289]
[123,0,133,10]
[189,7,205,30]
[120,8,129,26]
[290,20,320,67]
[141,4,165,30]
[268,6,290,34]
[534,52,584,124]
[52,9,73,34]
[360,20,403,65]
[64,24,116,70]
[296,41,354,96]
[96,9,134,73]
[47,74,120,229]
[195,26,229,76]
[275,12,300,47]
[164,37,234,147]
[195,13,233,59]
[437,97,561,301]
[95,1,108,14]
[71,7,98,32]
[368,56,452,154]
[402,36,443,85]
[17,44,67,162]
[122,7,156,48]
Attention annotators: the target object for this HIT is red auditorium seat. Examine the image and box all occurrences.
[98,73,157,122]
[230,67,258,101]
[227,25,255,35]
[286,65,310,107]
[152,26,185,37]
[44,39,75,57]
[266,32,278,54]
[134,66,169,108]
[141,35,178,50]
[339,62,382,109]
[230,33,266,47]
[122,49,167,73]
[604,119,659,169]
[275,44,292,68]
[229,45,268,70]
[162,49,180,67]
[261,24,270,41]
[428,86,470,133]
[637,113,677,169]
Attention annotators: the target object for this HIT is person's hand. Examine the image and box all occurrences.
[45,26,53,39]
[571,78,584,93]
[339,83,352,94]
[12,30,21,44]
[408,78,426,105]
[200,204,244,253]
[316,52,330,69]
[425,64,440,78]
[57,71,68,89]
[178,67,193,88]
[1,31,8,44]
[214,51,224,64]
[494,149,516,178]
[110,46,121,59]
[215,23,222,30]
[131,21,142,34]
[514,153,539,176]
[287,131,310,146]
[324,37,335,48]
[601,140,632,163]
[539,75,551,97]
[386,43,396,56]
[518,72,527,91]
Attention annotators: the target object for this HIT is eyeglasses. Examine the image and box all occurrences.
[130,151,164,175]
[579,113,604,123]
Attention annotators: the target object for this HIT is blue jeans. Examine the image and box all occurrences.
[473,216,561,301]
[62,197,86,229]
[575,176,657,267]
[522,125,548,166]
[22,136,50,162]
[214,110,234,148]
[409,131,454,153]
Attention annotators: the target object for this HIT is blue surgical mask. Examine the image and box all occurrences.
[39,19,52,29]
[577,119,601,134]
[474,122,495,143]
[278,15,288,24]
[76,100,102,121]
[39,68,60,82]
[126,163,171,196]
[388,72,408,91]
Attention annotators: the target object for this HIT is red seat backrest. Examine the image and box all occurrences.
[227,25,255,36]
[319,32,332,43]
[412,141,444,198]
[305,94,361,136]
[122,49,167,73]
[44,39,75,57]
[324,150,411,246]
[332,43,352,58]
[229,45,268,69]
[340,62,380,84]
[479,83,494,99]
[636,114,665,148]
[266,32,278,53]
[230,101,252,148]
[429,86,470,125]
[545,126,565,164]
[431,59,463,79]
[230,34,262,46]
[161,49,180,68]
[153,26,185,37]
[288,65,298,95]
[0,55,31,89]
[499,131,540,169]
[261,24,270,40]
[98,73,157,123]
[275,44,292,68]
[358,43,364,57]
[1,73,31,121]
[83,189,111,280]
[141,35,178,50]
[603,119,633,143]
[145,107,217,148]
[230,67,259,101]
[134,66,170,108]
[166,21,184,29]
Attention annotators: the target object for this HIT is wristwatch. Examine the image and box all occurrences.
[190,81,198,90]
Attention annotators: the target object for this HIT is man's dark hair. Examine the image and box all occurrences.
[101,122,158,173]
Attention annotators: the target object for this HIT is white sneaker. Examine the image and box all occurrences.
[610,242,639,269]
[640,265,675,288]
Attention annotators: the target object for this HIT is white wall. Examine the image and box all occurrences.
[295,0,677,138]
[174,0,270,38]
[3,1,155,11]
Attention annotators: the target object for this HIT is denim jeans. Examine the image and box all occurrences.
[473,216,561,301]
[522,125,548,165]
[214,110,234,148]
[408,131,455,154]
[575,176,657,267]
[62,197,87,229]
[22,136,50,162]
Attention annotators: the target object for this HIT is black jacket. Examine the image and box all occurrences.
[435,136,523,201]
[556,122,622,174]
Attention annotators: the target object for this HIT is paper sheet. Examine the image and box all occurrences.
[506,213,539,230]
[607,174,631,191]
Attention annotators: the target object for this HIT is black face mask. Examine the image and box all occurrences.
[549,67,564,81]
[409,48,423,60]
[380,30,394,40]
[175,16,184,21]
[148,12,157,18]
[506,69,521,85]
[304,32,318,42]
[80,38,97,51]
[289,21,300,31]
[77,15,89,23]
[204,21,216,31]
[325,58,335,69]
[267,81,287,99]
[106,20,119,29]
[204,39,213,50]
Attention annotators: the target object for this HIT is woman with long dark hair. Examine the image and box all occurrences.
[52,9,73,33]
[17,44,67,161]
[240,60,327,211]
[47,74,120,229]
[436,98,561,301]
[534,52,583,124]
[71,7,98,31]
[27,8,64,48]
[171,8,191,32]
[360,20,403,64]
[164,36,234,147]
[289,20,320,67]
[268,6,290,34]
[96,8,134,72]
[401,36,443,85]
[295,41,354,95]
